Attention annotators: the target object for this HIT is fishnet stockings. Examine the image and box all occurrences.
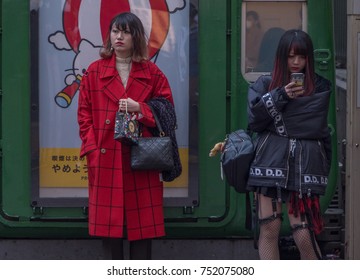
[292,227,321,259]
[258,217,282,260]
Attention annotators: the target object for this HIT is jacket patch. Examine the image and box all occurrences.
[302,174,328,186]
[250,167,286,178]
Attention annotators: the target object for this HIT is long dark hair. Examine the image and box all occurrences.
[100,12,148,61]
[269,29,315,96]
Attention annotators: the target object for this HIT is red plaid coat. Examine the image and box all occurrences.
[78,54,173,241]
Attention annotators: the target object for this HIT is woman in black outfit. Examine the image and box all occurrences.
[247,29,332,259]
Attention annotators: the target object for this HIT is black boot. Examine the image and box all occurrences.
[102,238,124,260]
[130,239,152,260]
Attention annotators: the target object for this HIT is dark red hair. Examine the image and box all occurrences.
[269,29,315,96]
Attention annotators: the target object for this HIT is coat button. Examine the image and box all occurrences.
[100,148,106,154]
[105,119,111,124]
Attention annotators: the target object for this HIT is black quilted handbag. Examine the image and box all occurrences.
[130,109,174,171]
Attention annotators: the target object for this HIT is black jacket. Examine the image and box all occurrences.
[247,74,332,195]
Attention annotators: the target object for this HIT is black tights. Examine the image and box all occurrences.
[103,238,152,260]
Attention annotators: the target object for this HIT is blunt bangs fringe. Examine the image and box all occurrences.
[291,39,308,56]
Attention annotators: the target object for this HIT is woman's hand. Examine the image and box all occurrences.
[284,81,304,99]
[119,98,141,113]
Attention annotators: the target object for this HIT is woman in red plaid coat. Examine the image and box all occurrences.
[78,12,173,259]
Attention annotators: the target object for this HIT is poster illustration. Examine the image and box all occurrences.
[31,0,192,199]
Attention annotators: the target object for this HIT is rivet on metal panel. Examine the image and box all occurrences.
[183,206,194,214]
